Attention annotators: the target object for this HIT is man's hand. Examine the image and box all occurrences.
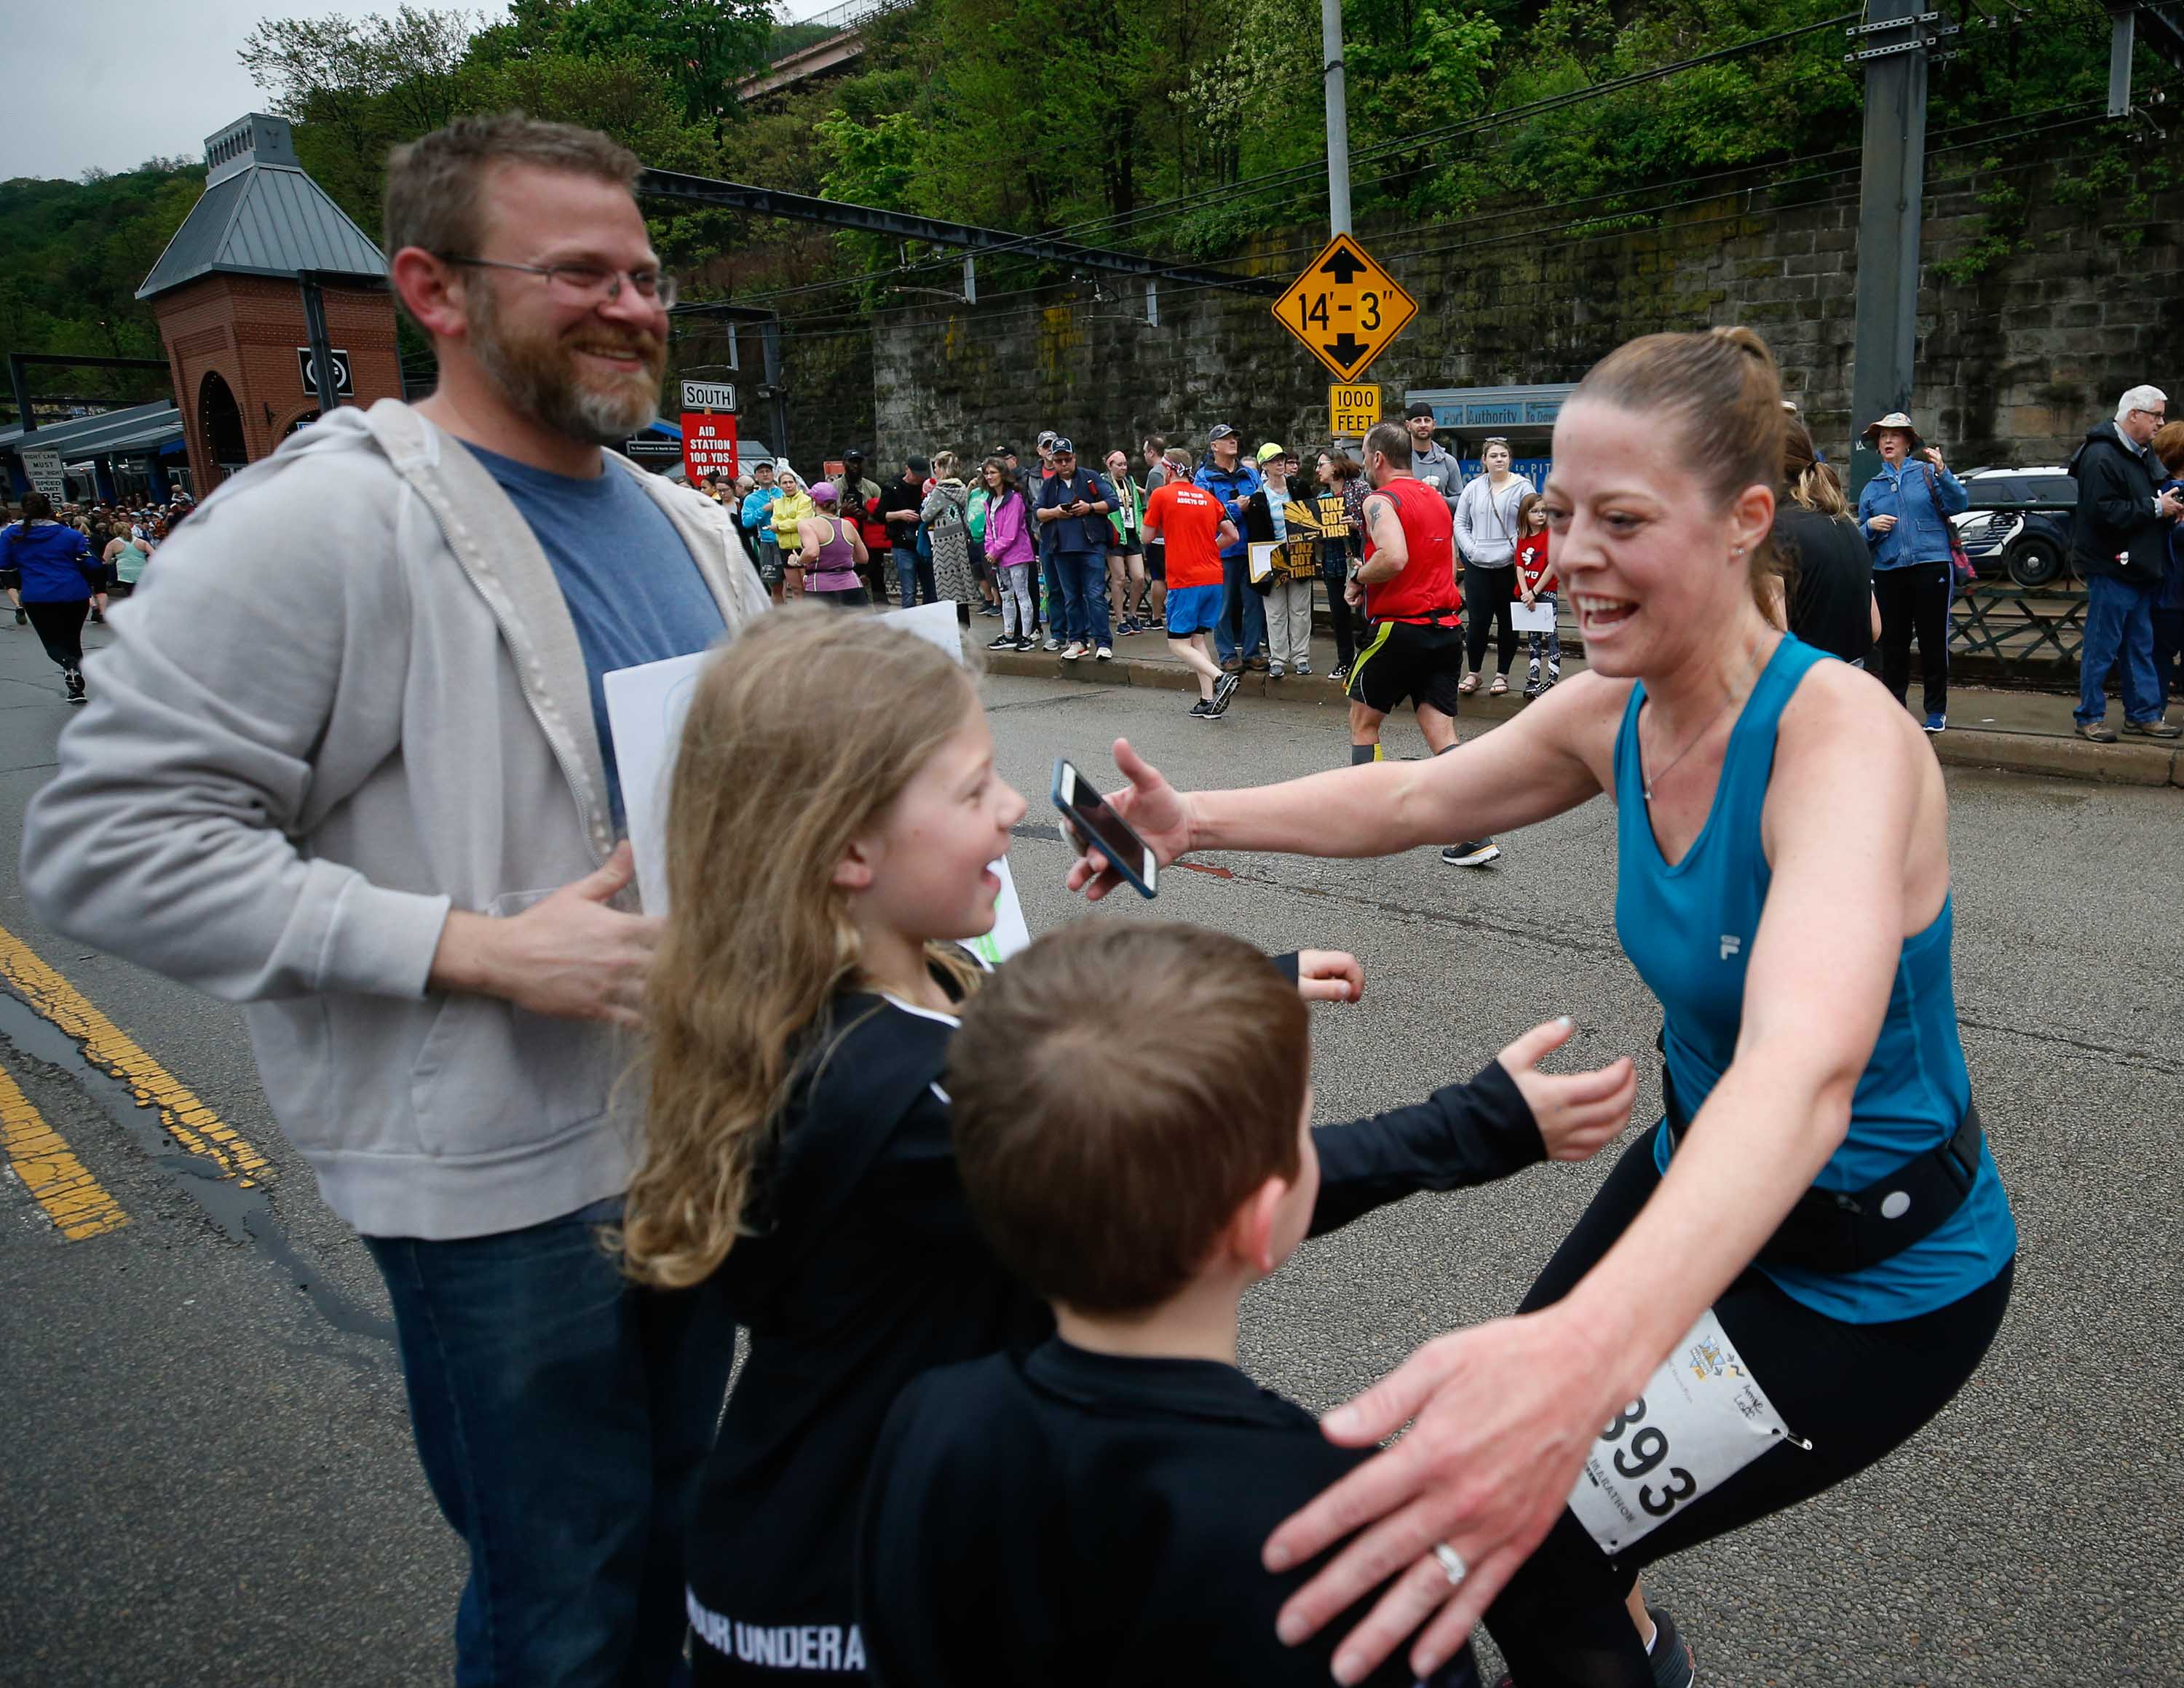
[2159,491,2184,520]
[1868,513,1898,534]
[1494,1017,1635,1161]
[1063,739,1195,902]
[1345,579,1364,609]
[428,841,662,1027]
[1294,951,1364,1004]
[1262,1310,1619,1684]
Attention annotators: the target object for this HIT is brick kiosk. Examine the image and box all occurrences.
[136,114,400,495]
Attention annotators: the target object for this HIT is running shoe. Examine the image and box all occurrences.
[1061,641,1086,661]
[1923,711,1946,733]
[1043,636,1062,652]
[1328,663,1350,684]
[988,632,1015,650]
[1245,654,1270,673]
[2076,719,2118,742]
[1295,662,1311,676]
[2122,717,2182,737]
[1268,665,1286,680]
[1095,645,1113,662]
[1013,635,1035,652]
[12,608,23,626]
[64,669,86,705]
[1187,697,1214,718]
[1439,839,1501,868]
[1118,618,1139,637]
[1211,670,1242,711]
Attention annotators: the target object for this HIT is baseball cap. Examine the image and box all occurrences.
[1037,429,1059,448]
[842,447,865,461]
[1208,423,1238,442]
[1051,437,1075,455]
[993,443,1014,457]
[810,482,839,502]
[1256,442,1286,464]
[907,453,931,475]
[1404,402,1436,421]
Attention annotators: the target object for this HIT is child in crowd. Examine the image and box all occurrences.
[1514,491,1559,697]
[2153,421,2184,710]
[858,920,1639,1687]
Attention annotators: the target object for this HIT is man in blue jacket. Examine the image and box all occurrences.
[1034,439,1115,660]
[1855,411,1967,732]
[1195,424,1265,672]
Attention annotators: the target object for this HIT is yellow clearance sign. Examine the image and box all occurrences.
[1329,384,1380,438]
[1273,232,1418,381]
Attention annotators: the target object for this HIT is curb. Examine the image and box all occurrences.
[984,649,2184,790]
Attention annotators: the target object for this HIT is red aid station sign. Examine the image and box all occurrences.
[680,381,739,481]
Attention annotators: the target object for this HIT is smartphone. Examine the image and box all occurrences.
[1051,758,1158,899]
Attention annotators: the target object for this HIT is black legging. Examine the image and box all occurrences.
[25,599,88,673]
[1484,1123,2012,1688]
[1464,563,1519,676]
[1320,540,1360,670]
[1873,561,1952,716]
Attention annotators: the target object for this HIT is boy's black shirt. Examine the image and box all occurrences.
[685,957,1543,1668]
[858,1337,1484,1688]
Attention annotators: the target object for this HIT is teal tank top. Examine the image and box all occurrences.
[1614,635,2015,1323]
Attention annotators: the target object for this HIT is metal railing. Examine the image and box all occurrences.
[1948,580,2087,678]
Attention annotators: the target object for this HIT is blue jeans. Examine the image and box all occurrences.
[890,544,936,607]
[1055,550,1110,646]
[2076,572,2163,725]
[364,1199,735,1687]
[1215,552,1267,663]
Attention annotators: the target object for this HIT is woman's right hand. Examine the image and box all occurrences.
[1064,739,1195,902]
[1868,514,1897,534]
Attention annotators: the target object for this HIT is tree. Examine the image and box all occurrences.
[480,0,775,133]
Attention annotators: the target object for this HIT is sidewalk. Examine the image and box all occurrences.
[980,619,2184,790]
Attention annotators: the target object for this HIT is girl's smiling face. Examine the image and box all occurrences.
[844,693,1026,943]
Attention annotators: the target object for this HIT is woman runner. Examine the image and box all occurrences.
[1065,326,2016,1688]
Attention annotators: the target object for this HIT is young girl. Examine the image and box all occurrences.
[1514,490,1559,697]
[621,608,1637,1684]
[979,457,1037,651]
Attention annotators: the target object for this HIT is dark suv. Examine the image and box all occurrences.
[1950,467,2078,587]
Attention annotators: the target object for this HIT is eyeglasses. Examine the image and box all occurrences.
[436,255,678,309]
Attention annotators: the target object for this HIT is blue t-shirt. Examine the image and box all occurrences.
[1615,635,2015,1323]
[468,445,726,828]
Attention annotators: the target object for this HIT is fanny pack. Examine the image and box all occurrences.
[1658,1034,1983,1274]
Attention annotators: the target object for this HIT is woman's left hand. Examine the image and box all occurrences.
[1294,951,1364,1004]
[1262,1309,1619,1684]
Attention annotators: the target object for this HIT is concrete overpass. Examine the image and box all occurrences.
[737,0,911,102]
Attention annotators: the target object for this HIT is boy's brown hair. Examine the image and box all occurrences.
[948,921,1308,1315]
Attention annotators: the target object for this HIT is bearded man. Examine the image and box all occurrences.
[22,116,766,1685]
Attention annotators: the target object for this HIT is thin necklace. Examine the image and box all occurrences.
[1642,638,1775,804]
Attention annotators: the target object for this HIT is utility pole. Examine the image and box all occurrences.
[1845,0,1949,494]
[1322,0,1353,236]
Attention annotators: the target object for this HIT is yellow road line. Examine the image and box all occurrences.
[0,923,272,1186]
[0,1063,128,1240]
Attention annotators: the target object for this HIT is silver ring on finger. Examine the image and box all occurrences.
[1432,1542,1468,1586]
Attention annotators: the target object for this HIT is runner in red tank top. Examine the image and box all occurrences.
[1345,421,1503,866]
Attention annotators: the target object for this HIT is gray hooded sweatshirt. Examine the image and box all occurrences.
[20,400,769,1240]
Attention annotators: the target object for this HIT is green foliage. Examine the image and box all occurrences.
[478,0,775,132]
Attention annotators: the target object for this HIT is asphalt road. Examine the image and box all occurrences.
[3,627,2179,1687]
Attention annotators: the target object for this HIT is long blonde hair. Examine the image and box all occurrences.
[622,606,983,1288]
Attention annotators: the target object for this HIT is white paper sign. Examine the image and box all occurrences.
[1247,540,1278,582]
[1509,599,1556,634]
[1564,1307,1792,1555]
[602,602,1030,963]
[20,445,65,502]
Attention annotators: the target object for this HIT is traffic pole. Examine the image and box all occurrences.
[1322,0,1353,237]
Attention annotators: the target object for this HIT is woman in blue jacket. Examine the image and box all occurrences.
[1856,412,1968,732]
[0,493,107,702]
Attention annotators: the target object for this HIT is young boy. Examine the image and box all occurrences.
[858,921,1636,1688]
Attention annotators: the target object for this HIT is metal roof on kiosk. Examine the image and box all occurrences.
[136,114,386,301]
[2,403,185,459]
